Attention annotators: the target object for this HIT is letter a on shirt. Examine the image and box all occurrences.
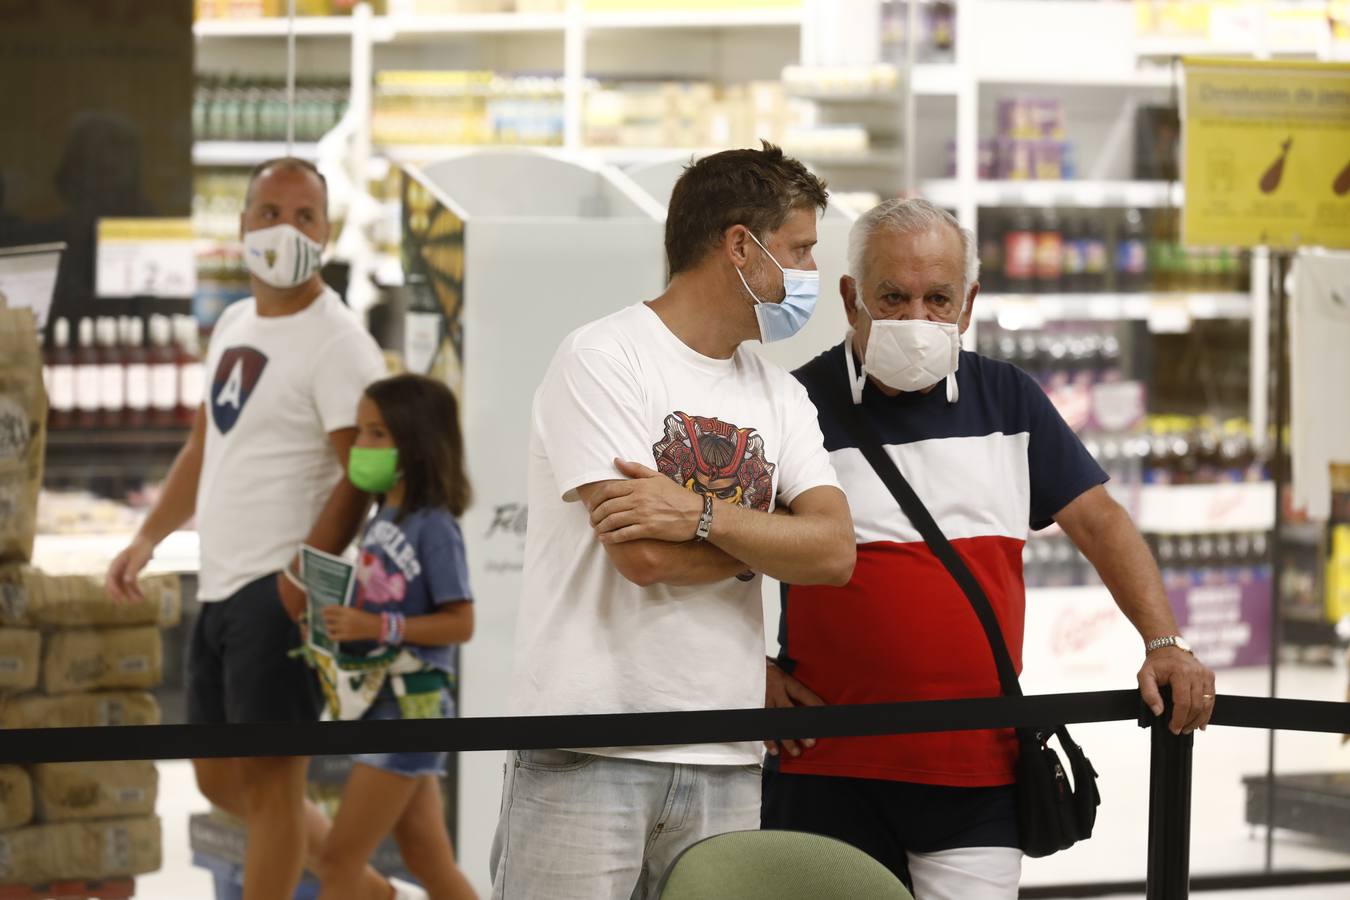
[211,347,268,434]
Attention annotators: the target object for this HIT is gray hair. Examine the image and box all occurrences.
[847,198,979,292]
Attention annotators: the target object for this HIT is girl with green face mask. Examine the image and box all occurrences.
[309,374,479,900]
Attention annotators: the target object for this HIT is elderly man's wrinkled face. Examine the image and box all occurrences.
[842,224,975,359]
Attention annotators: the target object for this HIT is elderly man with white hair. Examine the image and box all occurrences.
[760,198,1215,899]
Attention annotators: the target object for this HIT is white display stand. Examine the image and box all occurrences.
[403,147,665,890]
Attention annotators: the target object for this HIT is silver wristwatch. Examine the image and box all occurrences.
[694,493,714,542]
[1146,634,1193,654]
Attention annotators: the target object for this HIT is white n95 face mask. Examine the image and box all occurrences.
[736,230,820,343]
[850,296,962,404]
[243,223,324,289]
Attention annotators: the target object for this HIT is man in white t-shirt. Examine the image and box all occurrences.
[105,159,399,900]
[489,144,857,900]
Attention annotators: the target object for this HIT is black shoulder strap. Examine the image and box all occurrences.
[837,402,1023,698]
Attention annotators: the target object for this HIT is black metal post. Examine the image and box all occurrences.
[1144,689,1194,900]
[1264,250,1290,872]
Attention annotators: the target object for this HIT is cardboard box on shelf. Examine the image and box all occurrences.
[31,762,158,823]
[41,627,163,694]
[0,765,33,830]
[0,816,161,883]
[0,301,46,565]
[0,628,40,693]
[0,690,161,729]
[0,565,181,629]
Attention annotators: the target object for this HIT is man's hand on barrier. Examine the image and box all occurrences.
[1138,647,1216,735]
[765,661,824,758]
[588,458,705,544]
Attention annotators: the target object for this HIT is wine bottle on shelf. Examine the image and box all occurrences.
[1034,207,1063,294]
[74,317,101,430]
[148,314,178,429]
[1003,208,1036,294]
[1081,213,1108,294]
[124,317,151,430]
[175,315,204,426]
[1116,208,1147,292]
[97,317,126,429]
[1061,213,1085,293]
[47,318,76,431]
[979,212,1004,293]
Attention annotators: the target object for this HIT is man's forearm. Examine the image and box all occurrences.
[300,479,371,556]
[634,539,750,586]
[706,492,854,586]
[1077,508,1179,643]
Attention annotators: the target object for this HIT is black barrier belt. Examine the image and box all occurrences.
[0,690,1345,765]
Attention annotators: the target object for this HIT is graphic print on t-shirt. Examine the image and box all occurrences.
[356,550,408,606]
[210,347,268,434]
[652,411,776,512]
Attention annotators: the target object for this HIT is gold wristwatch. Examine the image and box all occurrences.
[1146,635,1193,654]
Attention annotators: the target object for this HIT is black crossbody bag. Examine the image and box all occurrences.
[838,405,1101,857]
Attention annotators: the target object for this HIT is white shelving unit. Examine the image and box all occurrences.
[190,0,1344,440]
[193,141,320,166]
[922,178,1184,210]
[973,292,1252,327]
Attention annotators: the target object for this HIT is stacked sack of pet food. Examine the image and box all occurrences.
[0,297,172,891]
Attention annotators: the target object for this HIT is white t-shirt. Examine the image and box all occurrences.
[509,303,840,766]
[195,288,386,601]
[1290,252,1350,521]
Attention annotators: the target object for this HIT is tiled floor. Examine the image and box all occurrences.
[135,659,1350,899]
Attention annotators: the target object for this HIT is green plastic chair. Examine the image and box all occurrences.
[655,830,915,900]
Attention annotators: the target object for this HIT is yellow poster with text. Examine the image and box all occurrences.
[1184,58,1350,249]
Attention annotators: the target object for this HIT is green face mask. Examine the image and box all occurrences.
[348,446,400,494]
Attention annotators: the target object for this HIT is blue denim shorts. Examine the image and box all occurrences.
[352,688,453,778]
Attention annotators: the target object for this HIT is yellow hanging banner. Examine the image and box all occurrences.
[1183,58,1350,250]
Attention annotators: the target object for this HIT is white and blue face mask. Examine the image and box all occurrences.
[736,229,820,343]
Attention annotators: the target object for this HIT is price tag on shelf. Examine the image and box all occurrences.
[1147,296,1191,333]
[95,218,197,299]
[995,297,1046,331]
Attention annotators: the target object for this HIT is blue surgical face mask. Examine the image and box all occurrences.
[736,230,820,343]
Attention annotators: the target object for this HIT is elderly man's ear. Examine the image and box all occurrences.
[840,275,858,328]
[959,282,979,333]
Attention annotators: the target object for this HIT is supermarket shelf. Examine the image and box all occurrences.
[193,141,320,166]
[974,292,1252,325]
[193,16,356,38]
[1137,481,1276,535]
[374,12,567,39]
[922,178,1184,209]
[784,87,905,103]
[583,8,801,30]
[794,149,906,169]
[975,67,1178,89]
[30,530,201,575]
[379,143,566,164]
[46,427,192,450]
[195,9,800,39]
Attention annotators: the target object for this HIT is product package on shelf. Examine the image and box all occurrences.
[41,627,163,695]
[0,816,161,884]
[0,300,47,565]
[0,565,181,630]
[0,628,40,693]
[0,765,33,830]
[0,690,161,729]
[30,762,158,823]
